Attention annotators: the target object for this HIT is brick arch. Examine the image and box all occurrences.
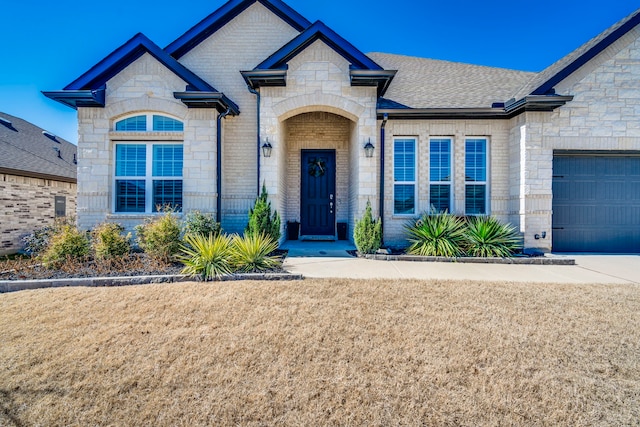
[273,93,364,123]
[105,96,187,123]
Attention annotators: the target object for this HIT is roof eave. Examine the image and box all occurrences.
[350,69,397,97]
[0,167,77,184]
[378,95,574,120]
[241,69,288,89]
[41,88,106,110]
[173,91,240,115]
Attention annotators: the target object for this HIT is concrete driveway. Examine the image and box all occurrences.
[282,241,640,284]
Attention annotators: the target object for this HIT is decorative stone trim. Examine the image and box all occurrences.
[357,252,575,265]
[0,273,304,293]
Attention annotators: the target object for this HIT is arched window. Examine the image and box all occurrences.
[114,114,183,132]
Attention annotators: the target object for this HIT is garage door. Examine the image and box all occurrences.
[552,154,640,253]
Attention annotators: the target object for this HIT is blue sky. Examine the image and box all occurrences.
[0,0,636,144]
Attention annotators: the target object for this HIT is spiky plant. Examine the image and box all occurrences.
[405,211,466,257]
[178,233,234,280]
[464,216,522,257]
[231,233,280,273]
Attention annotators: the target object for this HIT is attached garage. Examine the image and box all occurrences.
[552,152,640,253]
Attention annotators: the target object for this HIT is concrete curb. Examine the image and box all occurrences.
[0,272,304,293]
[359,253,575,265]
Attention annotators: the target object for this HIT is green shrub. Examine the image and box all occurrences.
[178,233,234,280]
[405,211,466,257]
[231,233,280,273]
[246,183,281,243]
[135,209,182,263]
[353,200,382,254]
[463,216,522,257]
[183,210,221,238]
[92,222,131,260]
[40,224,90,268]
[22,217,75,256]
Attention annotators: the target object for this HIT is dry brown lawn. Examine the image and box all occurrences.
[1,279,639,426]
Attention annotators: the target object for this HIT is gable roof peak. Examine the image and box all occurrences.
[165,0,311,59]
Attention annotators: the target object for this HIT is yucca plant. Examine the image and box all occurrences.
[231,233,280,273]
[178,233,234,280]
[464,216,522,257]
[405,211,466,257]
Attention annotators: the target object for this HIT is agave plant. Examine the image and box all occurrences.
[178,233,234,280]
[464,216,522,257]
[231,233,280,273]
[405,211,466,257]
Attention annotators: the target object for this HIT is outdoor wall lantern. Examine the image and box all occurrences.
[262,138,273,158]
[364,138,375,158]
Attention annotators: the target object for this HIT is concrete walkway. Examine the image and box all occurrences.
[281,241,640,284]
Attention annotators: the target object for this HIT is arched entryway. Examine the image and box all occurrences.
[281,111,356,239]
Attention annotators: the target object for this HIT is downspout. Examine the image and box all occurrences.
[247,85,261,196]
[379,113,388,235]
[216,107,231,224]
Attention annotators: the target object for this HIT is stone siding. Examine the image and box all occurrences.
[511,27,640,251]
[0,173,76,255]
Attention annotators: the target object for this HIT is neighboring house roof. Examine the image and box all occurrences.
[368,53,535,109]
[44,33,239,114]
[515,8,640,98]
[166,0,311,59]
[0,112,77,183]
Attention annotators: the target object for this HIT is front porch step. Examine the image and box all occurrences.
[299,235,336,242]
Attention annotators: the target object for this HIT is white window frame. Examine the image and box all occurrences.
[113,113,184,132]
[429,137,453,213]
[392,137,417,216]
[464,137,490,215]
[113,141,184,214]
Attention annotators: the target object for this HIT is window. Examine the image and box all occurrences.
[114,143,183,213]
[429,138,451,212]
[393,138,416,215]
[114,114,183,132]
[465,138,488,215]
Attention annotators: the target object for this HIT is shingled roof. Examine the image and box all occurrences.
[0,112,77,183]
[368,53,535,109]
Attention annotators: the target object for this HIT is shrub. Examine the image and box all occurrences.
[22,217,75,256]
[353,200,382,254]
[464,216,522,257]
[405,211,466,257]
[231,233,280,273]
[92,222,131,261]
[246,183,281,243]
[178,233,234,280]
[183,210,221,238]
[40,224,90,268]
[135,209,182,263]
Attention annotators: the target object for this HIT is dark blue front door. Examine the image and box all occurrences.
[301,150,336,236]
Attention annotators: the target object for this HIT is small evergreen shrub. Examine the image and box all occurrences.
[354,200,382,254]
[464,216,522,257]
[246,183,281,243]
[92,222,131,260]
[22,217,75,256]
[135,209,182,263]
[183,210,221,238]
[231,233,280,273]
[179,233,234,280]
[405,211,466,257]
[40,224,90,268]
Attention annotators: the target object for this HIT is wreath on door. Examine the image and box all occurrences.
[307,157,326,178]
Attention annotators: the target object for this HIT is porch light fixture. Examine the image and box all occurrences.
[261,138,273,158]
[364,138,375,158]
